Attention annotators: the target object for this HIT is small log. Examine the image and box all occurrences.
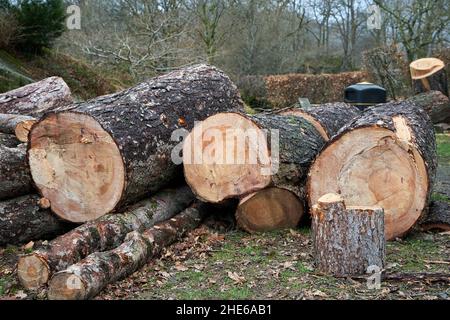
[0,114,36,142]
[406,91,450,124]
[0,77,72,116]
[279,103,361,140]
[183,113,326,203]
[28,65,243,223]
[410,58,448,97]
[0,133,19,148]
[236,188,304,233]
[308,101,437,240]
[0,195,73,247]
[17,187,194,290]
[48,202,208,300]
[420,201,450,232]
[0,144,33,200]
[311,193,385,277]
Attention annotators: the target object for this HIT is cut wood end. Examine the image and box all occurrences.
[15,120,36,143]
[38,197,51,209]
[17,254,50,290]
[236,188,304,233]
[318,193,344,205]
[183,112,271,203]
[28,112,126,223]
[48,273,86,300]
[410,58,445,80]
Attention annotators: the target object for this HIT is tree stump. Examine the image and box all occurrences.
[312,193,385,277]
[410,58,448,97]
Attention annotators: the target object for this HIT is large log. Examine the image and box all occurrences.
[279,102,361,140]
[47,202,208,300]
[0,77,72,116]
[27,65,243,223]
[17,187,194,290]
[420,201,450,232]
[406,91,450,124]
[236,187,304,233]
[0,195,73,247]
[308,101,437,240]
[0,144,33,200]
[0,114,36,142]
[183,113,326,203]
[0,133,20,148]
[312,194,385,277]
[410,58,448,97]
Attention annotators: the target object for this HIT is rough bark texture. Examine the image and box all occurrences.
[0,133,19,148]
[0,114,36,142]
[0,77,72,116]
[0,195,73,246]
[17,187,194,290]
[0,144,33,200]
[48,202,208,300]
[420,201,450,232]
[312,194,386,277]
[279,103,361,140]
[406,91,450,124]
[236,187,304,233]
[28,65,243,221]
[308,101,437,240]
[412,69,449,97]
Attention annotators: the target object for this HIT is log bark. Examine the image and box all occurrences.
[420,201,450,232]
[0,114,36,142]
[0,133,19,148]
[279,102,361,140]
[183,112,326,203]
[410,58,448,97]
[17,187,194,290]
[236,188,304,233]
[0,195,73,247]
[311,193,385,277]
[0,77,72,116]
[406,91,450,124]
[308,101,437,240]
[0,144,33,200]
[28,64,243,223]
[47,202,208,300]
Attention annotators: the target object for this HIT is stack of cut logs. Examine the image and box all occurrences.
[0,61,447,300]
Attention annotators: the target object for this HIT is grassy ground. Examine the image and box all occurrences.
[0,137,448,301]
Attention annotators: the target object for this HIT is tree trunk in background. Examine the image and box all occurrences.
[0,114,36,142]
[279,102,361,140]
[420,201,450,232]
[312,193,385,276]
[48,202,208,300]
[0,195,73,246]
[183,112,325,203]
[308,101,436,240]
[17,187,194,290]
[0,77,72,116]
[27,65,243,223]
[0,144,33,200]
[406,91,450,124]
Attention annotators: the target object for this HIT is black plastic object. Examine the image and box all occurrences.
[344,82,387,110]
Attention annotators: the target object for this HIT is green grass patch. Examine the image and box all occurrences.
[436,134,450,159]
[431,193,450,203]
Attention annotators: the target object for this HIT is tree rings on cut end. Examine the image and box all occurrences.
[183,113,272,203]
[308,126,428,240]
[17,254,50,290]
[28,112,125,223]
[47,273,86,300]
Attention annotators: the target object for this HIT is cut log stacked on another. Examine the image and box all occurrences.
[0,144,33,200]
[27,64,244,223]
[308,101,437,240]
[47,202,209,300]
[279,102,362,141]
[410,58,448,97]
[17,187,195,289]
[406,91,450,124]
[0,195,73,246]
[312,193,385,276]
[0,114,36,142]
[0,76,73,116]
